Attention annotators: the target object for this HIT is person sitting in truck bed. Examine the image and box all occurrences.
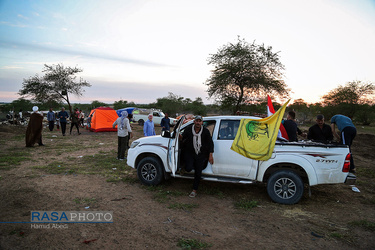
[282,110,303,142]
[308,114,333,143]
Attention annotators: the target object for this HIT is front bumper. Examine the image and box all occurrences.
[345,172,356,185]
[126,148,136,169]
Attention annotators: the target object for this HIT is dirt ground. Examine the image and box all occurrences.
[0,122,374,249]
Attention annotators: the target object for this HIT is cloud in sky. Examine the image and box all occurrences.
[0,39,169,67]
[0,0,374,105]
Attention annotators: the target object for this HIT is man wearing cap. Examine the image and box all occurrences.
[26,106,44,147]
[307,114,333,143]
[181,115,214,198]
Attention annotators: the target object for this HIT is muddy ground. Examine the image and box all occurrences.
[0,123,374,249]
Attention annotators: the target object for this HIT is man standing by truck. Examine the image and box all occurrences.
[331,114,357,173]
[143,114,156,136]
[181,115,214,198]
[160,112,170,133]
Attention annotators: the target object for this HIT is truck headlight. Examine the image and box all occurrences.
[130,141,140,148]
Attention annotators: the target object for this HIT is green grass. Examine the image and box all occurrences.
[0,151,31,168]
[234,199,258,210]
[168,202,199,211]
[73,197,97,205]
[177,238,212,249]
[349,220,375,232]
[357,125,375,135]
[31,152,134,178]
[121,175,139,184]
[201,186,225,198]
[144,186,185,203]
[329,232,345,239]
[357,168,375,178]
[106,177,120,183]
[32,162,75,174]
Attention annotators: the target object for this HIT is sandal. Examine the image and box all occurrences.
[189,190,197,198]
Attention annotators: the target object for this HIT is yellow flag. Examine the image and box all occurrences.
[231,100,290,161]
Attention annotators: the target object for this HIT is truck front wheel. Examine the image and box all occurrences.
[138,119,144,126]
[137,157,164,186]
[267,170,304,205]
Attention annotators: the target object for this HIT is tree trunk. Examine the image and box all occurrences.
[66,93,72,115]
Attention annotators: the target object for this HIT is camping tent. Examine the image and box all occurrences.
[88,107,118,132]
[116,107,136,117]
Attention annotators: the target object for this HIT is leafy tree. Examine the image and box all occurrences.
[113,100,128,110]
[288,99,310,122]
[322,80,374,106]
[205,37,289,114]
[186,97,207,116]
[91,100,107,108]
[0,98,34,113]
[19,64,91,114]
[155,92,184,116]
[321,81,375,118]
[355,104,374,125]
[153,93,208,116]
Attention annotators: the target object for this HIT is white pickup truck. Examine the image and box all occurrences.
[127,116,356,204]
[132,109,176,127]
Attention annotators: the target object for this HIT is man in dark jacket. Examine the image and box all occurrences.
[47,108,55,131]
[283,111,303,142]
[26,106,44,147]
[160,113,170,132]
[307,114,333,143]
[58,107,69,136]
[181,115,214,198]
[70,108,81,135]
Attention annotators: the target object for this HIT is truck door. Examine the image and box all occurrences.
[213,119,258,178]
[167,116,185,176]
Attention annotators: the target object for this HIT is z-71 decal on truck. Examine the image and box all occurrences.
[127,116,356,204]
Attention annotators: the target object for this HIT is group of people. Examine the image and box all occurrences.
[282,111,357,173]
[25,106,357,198]
[46,107,85,136]
[177,112,358,198]
[26,106,86,147]
[142,113,171,137]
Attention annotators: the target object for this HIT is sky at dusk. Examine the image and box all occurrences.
[1,0,374,105]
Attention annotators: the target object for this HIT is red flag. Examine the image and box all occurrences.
[267,95,289,141]
[267,95,275,115]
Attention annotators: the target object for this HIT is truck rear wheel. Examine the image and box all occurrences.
[138,119,144,126]
[267,170,304,205]
[137,157,164,186]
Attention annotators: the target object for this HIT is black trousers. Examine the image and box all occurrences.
[117,136,129,159]
[48,121,54,131]
[60,122,67,135]
[70,122,80,134]
[341,126,357,171]
[184,152,208,191]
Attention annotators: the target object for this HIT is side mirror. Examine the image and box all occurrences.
[161,130,171,138]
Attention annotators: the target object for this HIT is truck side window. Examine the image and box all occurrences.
[218,120,240,140]
[203,120,216,137]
